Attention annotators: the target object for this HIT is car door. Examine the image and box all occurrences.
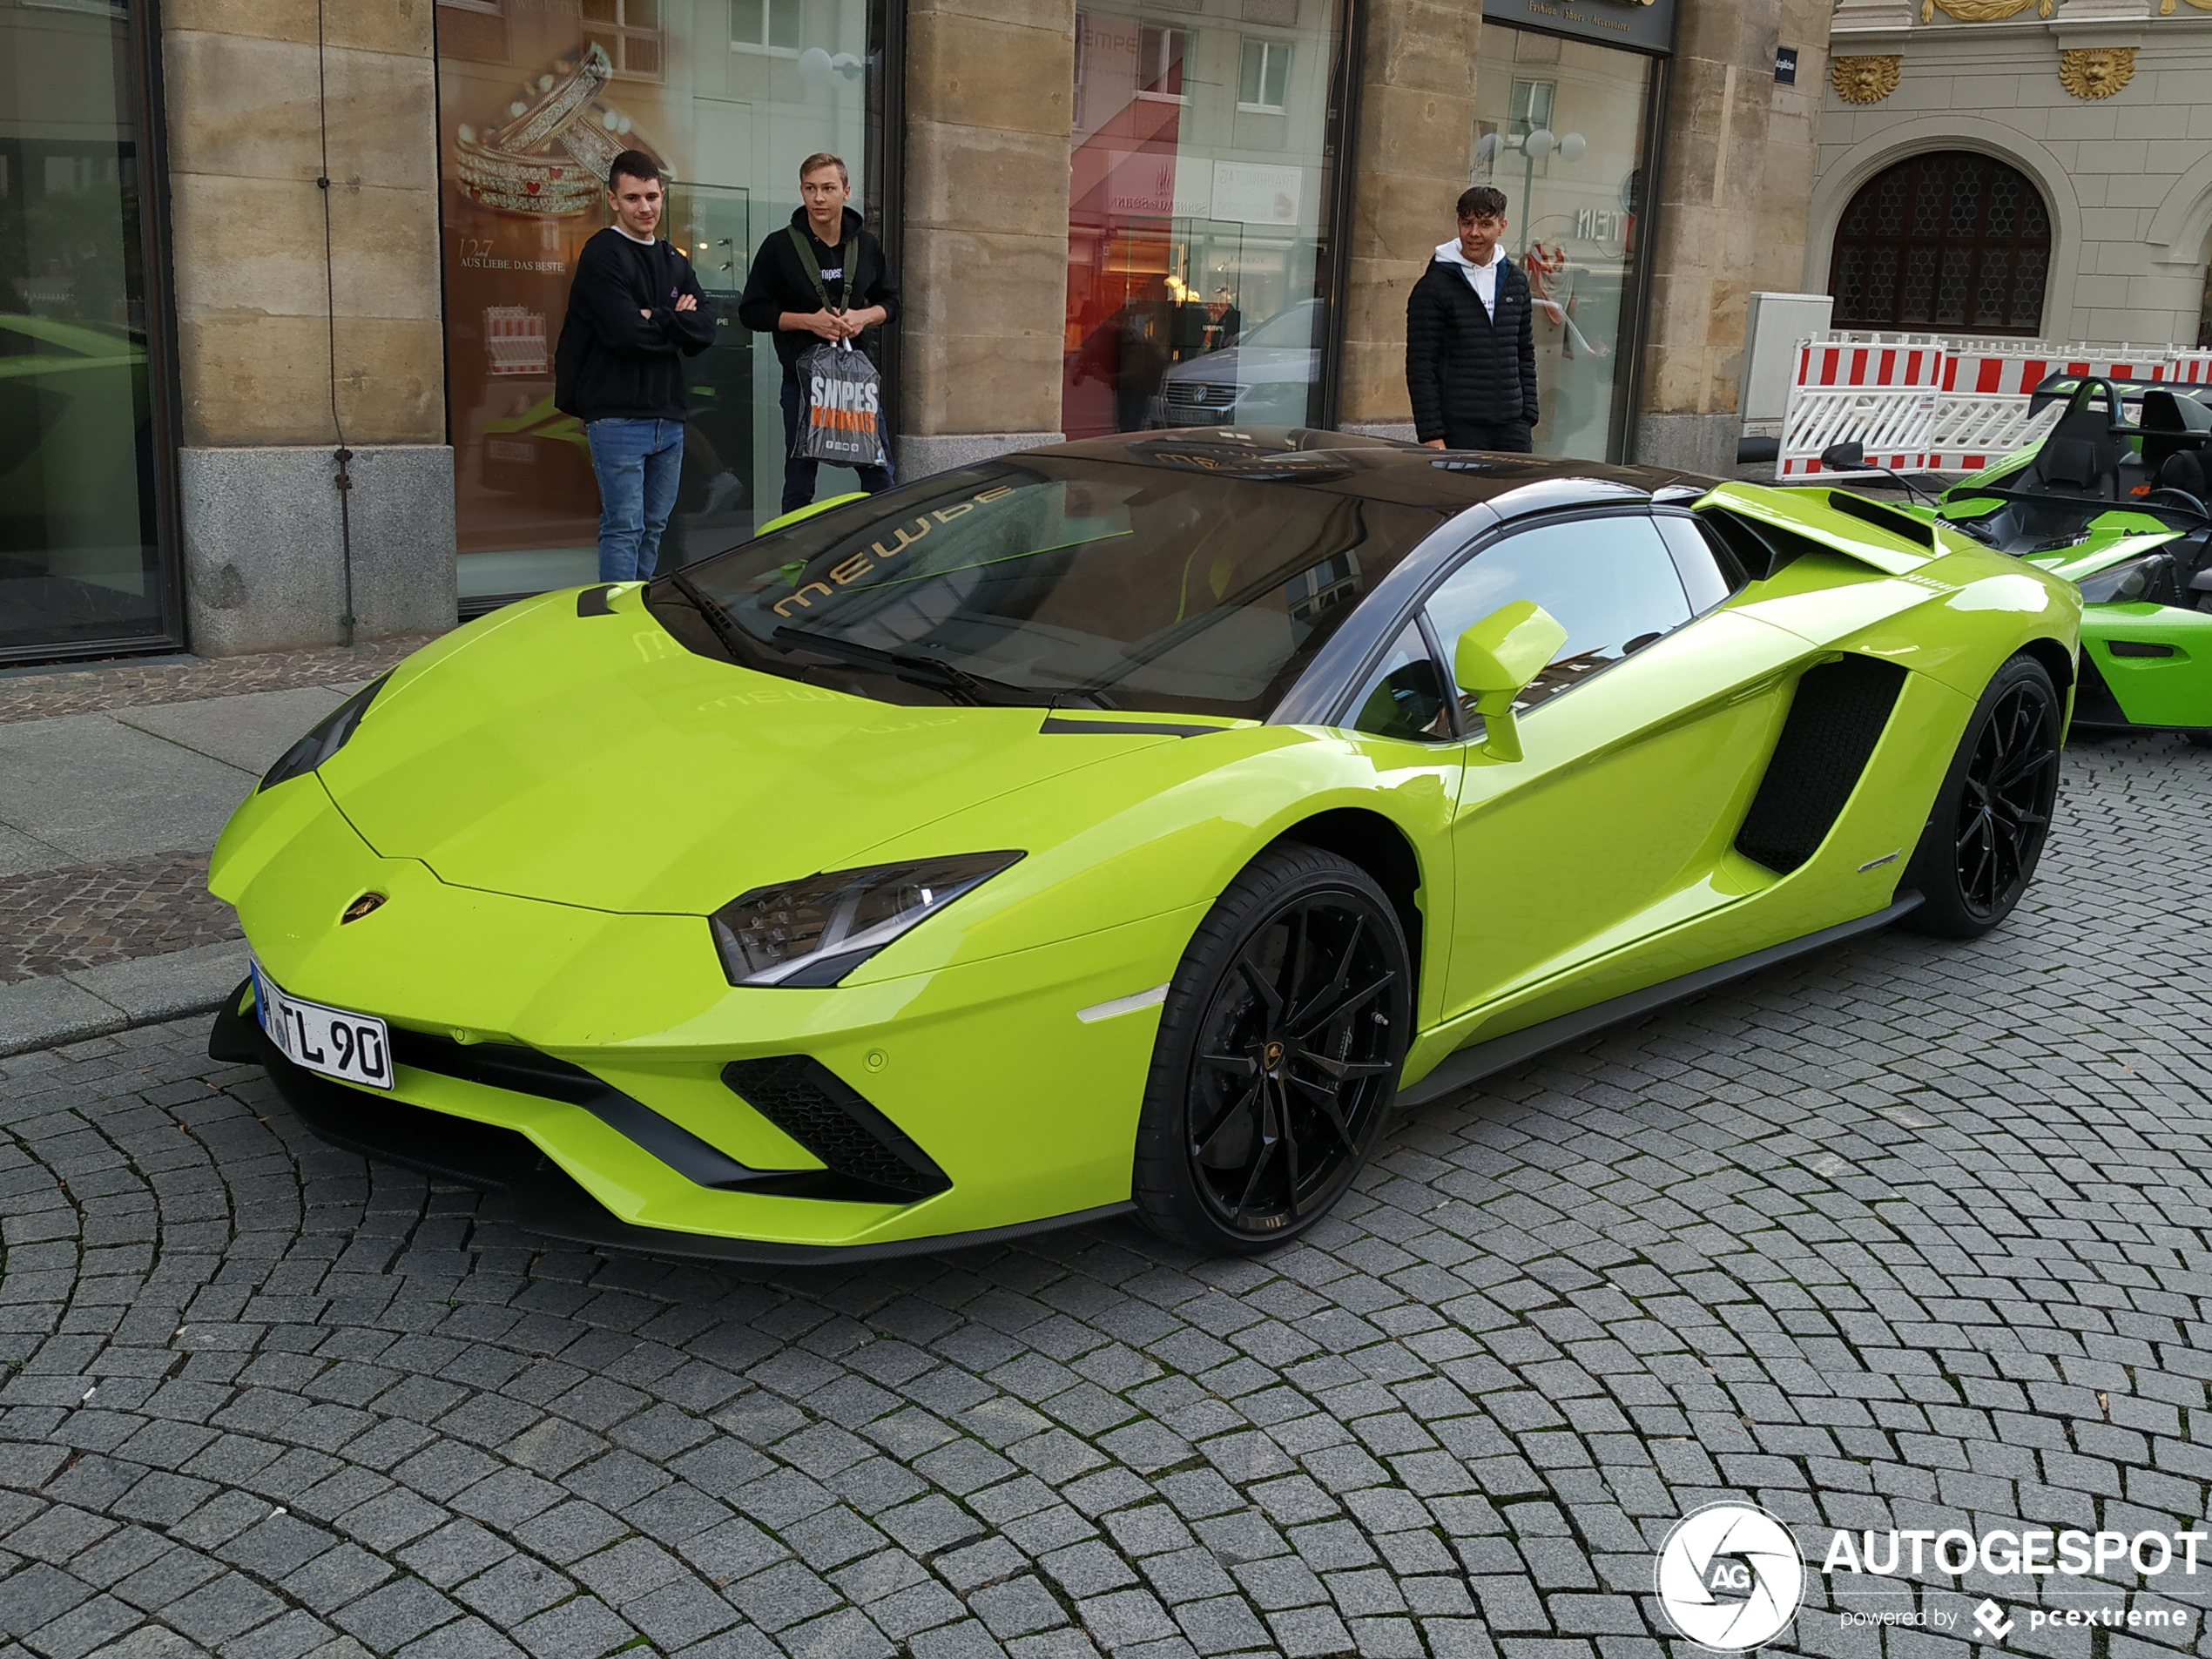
[1426,509,1808,1022]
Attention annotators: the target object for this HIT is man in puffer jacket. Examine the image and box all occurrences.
[1405,185,1541,453]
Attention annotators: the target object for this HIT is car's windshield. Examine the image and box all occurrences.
[1241,302,1322,351]
[666,455,1442,720]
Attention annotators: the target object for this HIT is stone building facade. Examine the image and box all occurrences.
[4,0,1835,663]
[1812,0,2212,352]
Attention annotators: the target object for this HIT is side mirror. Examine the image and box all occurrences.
[1821,439,1866,473]
[1454,600,1568,762]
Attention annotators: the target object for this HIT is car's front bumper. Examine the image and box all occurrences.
[209,985,1135,1262]
[212,778,1200,1257]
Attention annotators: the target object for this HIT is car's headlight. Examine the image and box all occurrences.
[259,673,393,792]
[2075,552,2176,604]
[709,852,1025,988]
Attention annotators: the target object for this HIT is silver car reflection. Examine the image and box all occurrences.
[1149,300,1321,429]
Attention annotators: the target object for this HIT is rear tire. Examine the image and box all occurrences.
[2188,730,2212,749]
[1132,845,1412,1254]
[1899,652,2061,939]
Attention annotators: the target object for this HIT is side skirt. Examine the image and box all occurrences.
[1397,894,1923,1109]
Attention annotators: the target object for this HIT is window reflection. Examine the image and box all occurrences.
[1064,4,1346,439]
[0,0,166,657]
[1351,624,1454,743]
[1471,24,1654,462]
[1423,516,1691,723]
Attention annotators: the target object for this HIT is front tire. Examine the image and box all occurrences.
[1899,652,2062,939]
[1133,845,1413,1254]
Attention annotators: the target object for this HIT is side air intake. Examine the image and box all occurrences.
[723,1058,952,1200]
[1735,656,1909,874]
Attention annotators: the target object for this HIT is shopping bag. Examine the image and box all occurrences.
[792,339,886,468]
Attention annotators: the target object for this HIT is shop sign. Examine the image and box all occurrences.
[1482,0,1676,54]
[1103,156,1305,227]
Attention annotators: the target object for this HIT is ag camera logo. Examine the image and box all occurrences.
[1656,1503,1806,1650]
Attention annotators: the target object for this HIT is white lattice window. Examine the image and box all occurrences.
[1238,38,1290,113]
[583,0,664,79]
[731,0,802,53]
[1136,24,1187,102]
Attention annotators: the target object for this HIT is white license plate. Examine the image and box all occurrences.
[253,960,393,1090]
[486,438,536,463]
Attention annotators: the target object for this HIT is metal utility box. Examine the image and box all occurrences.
[1740,292,1834,441]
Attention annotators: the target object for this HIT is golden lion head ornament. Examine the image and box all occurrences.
[2058,47,2136,100]
[1831,56,1903,105]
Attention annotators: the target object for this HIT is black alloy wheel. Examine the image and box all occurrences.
[1902,653,2061,938]
[1134,845,1412,1252]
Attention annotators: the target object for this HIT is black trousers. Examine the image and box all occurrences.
[1442,420,1534,454]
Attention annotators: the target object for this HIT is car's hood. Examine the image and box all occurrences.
[1162,347,1318,388]
[318,590,1198,915]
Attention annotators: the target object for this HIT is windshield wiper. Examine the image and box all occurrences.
[665,572,749,664]
[772,625,1062,708]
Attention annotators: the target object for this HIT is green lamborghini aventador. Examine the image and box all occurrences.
[209,430,2080,1261]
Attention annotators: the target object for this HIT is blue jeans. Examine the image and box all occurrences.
[586,417,684,583]
[780,377,894,515]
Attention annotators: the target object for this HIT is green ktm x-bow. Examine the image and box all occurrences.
[209,430,2080,1261]
[1915,374,2212,743]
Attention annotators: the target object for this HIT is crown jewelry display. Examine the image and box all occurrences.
[455,44,666,217]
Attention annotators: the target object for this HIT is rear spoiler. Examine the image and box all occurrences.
[1691,482,1939,577]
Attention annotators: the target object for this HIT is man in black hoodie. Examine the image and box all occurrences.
[1405,185,1540,453]
[554,150,715,582]
[738,153,900,514]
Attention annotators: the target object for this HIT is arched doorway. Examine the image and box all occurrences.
[1830,152,2051,336]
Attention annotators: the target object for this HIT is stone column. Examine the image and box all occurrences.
[899,0,1076,476]
[1338,0,1485,437]
[164,0,455,656]
[1634,0,1829,473]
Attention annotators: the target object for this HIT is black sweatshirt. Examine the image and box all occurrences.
[553,228,715,423]
[1405,252,1539,442]
[737,206,900,380]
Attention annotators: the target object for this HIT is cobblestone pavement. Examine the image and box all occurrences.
[0,637,440,728]
[2,734,2209,1659]
[0,856,239,987]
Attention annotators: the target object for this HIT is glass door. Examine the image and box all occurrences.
[1472,24,1656,462]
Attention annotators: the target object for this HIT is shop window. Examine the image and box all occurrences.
[1830,152,2050,337]
[1064,3,1352,440]
[1138,25,1188,101]
[438,0,890,603]
[1238,39,1291,114]
[731,0,802,53]
[1471,23,1656,463]
[583,0,664,80]
[0,0,176,660]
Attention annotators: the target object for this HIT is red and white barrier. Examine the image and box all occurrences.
[1777,333,1943,476]
[1777,336,2210,478]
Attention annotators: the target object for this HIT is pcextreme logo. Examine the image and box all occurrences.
[1655,1504,1807,1650]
